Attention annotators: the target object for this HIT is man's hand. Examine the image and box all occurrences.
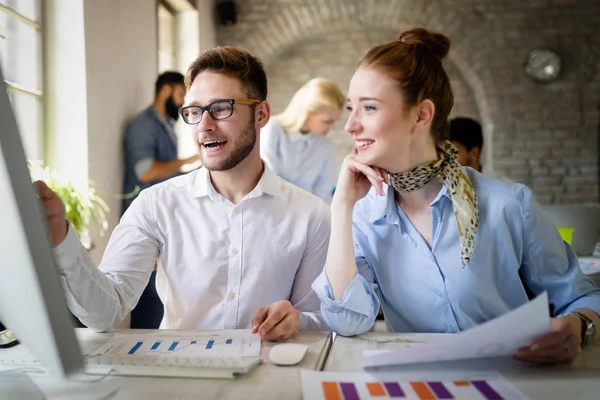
[34,180,68,247]
[251,300,301,341]
[514,315,582,364]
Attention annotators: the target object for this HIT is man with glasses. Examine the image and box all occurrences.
[37,47,330,340]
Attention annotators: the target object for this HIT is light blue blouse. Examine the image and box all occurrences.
[312,168,600,336]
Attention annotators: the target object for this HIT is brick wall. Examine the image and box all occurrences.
[217,0,600,204]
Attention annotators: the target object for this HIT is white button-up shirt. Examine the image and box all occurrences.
[54,166,330,331]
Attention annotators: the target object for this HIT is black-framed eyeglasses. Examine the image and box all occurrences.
[178,98,261,125]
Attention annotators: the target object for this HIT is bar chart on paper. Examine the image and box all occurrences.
[301,371,529,400]
[89,330,261,359]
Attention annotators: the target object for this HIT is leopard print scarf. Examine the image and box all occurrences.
[388,141,478,266]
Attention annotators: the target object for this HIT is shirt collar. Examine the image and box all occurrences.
[368,186,394,224]
[368,184,450,224]
[190,164,283,201]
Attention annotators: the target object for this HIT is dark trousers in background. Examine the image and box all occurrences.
[130,271,164,329]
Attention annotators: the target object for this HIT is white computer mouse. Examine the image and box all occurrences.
[268,343,309,366]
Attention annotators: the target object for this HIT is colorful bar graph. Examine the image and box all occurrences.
[472,381,504,400]
[319,378,508,400]
[322,382,342,400]
[150,341,161,350]
[226,339,233,344]
[411,382,436,400]
[168,342,178,351]
[206,340,215,349]
[339,383,359,400]
[427,382,454,399]
[128,341,143,355]
[383,382,405,398]
[366,382,386,397]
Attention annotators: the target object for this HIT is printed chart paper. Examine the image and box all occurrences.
[302,370,529,400]
[89,329,261,359]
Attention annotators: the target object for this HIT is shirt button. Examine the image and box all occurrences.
[232,248,239,255]
[437,291,443,298]
[233,208,239,215]
[228,292,236,301]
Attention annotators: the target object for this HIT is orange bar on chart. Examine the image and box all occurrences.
[322,382,343,400]
[366,382,387,396]
[410,382,437,400]
[453,381,471,387]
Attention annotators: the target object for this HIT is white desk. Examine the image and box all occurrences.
[4,328,332,400]
[325,332,600,400]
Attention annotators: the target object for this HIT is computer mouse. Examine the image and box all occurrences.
[268,343,309,366]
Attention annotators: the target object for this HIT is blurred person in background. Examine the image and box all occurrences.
[261,78,345,203]
[122,71,199,329]
[449,117,482,172]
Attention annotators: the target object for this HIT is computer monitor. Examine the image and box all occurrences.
[0,71,84,377]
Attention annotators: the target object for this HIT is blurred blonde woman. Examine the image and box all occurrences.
[260,78,345,203]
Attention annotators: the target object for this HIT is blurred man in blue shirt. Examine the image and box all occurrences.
[122,71,199,214]
[122,71,199,329]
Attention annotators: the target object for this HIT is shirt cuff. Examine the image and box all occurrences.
[134,158,153,180]
[298,311,322,331]
[311,269,377,318]
[53,223,86,272]
[560,290,600,317]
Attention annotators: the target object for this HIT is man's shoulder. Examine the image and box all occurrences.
[125,107,159,133]
[276,177,329,214]
[142,169,196,199]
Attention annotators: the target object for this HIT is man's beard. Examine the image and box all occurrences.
[202,118,257,172]
[166,95,180,121]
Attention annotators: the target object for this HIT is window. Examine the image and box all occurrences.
[0,0,43,161]
[157,1,176,73]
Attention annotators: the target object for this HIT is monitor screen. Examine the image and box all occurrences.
[0,71,84,377]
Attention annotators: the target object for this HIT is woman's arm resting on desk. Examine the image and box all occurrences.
[313,154,389,336]
[515,185,600,364]
[325,154,387,299]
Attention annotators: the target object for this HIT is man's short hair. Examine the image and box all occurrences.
[185,46,268,101]
[155,71,185,96]
[449,117,483,151]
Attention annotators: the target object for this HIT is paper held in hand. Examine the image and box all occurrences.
[362,292,551,368]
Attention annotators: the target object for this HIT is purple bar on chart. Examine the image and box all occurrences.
[339,382,360,400]
[427,382,454,399]
[190,341,197,344]
[150,342,160,350]
[206,340,215,349]
[168,342,179,351]
[128,342,143,355]
[226,339,233,344]
[472,381,504,400]
[383,382,406,398]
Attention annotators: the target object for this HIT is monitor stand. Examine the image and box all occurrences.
[0,370,119,400]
